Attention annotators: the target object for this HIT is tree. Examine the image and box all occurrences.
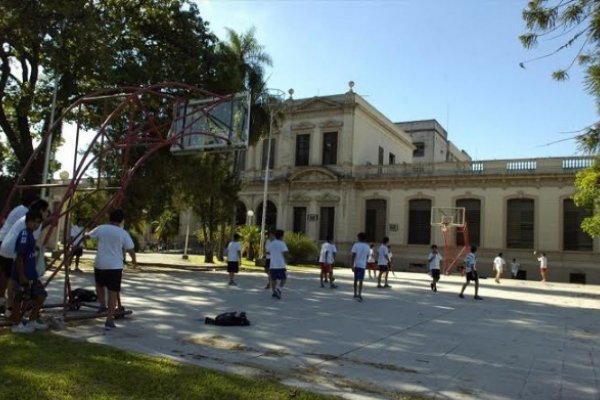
[0,0,224,187]
[521,1,600,237]
[151,209,179,249]
[520,0,600,150]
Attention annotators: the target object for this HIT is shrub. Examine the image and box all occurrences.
[284,232,318,264]
[238,225,261,260]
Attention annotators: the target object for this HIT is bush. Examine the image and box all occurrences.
[284,232,318,264]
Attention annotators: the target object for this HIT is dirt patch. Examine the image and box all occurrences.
[183,334,254,352]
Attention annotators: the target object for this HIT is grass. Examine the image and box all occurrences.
[0,332,338,400]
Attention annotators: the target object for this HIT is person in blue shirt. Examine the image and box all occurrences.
[10,210,48,333]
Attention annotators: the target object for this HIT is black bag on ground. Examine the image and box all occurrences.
[205,311,250,326]
[71,288,98,303]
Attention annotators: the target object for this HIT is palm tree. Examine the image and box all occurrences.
[220,27,273,145]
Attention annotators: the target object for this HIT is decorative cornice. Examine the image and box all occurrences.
[290,121,316,131]
[319,120,343,129]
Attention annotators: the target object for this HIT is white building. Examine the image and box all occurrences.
[237,87,598,284]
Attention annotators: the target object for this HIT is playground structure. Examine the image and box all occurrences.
[430,207,469,274]
[0,82,250,326]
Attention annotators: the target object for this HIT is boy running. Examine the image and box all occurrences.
[428,244,442,292]
[10,210,48,333]
[493,252,506,284]
[377,237,391,289]
[268,229,288,299]
[351,232,370,302]
[226,233,242,286]
[319,235,337,288]
[459,246,482,300]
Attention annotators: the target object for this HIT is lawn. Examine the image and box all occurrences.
[0,332,338,400]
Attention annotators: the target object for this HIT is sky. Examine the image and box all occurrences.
[195,0,597,160]
[55,0,598,176]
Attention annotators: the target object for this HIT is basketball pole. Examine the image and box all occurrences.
[258,107,274,258]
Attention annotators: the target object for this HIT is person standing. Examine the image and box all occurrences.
[88,209,137,330]
[9,210,47,333]
[69,219,85,273]
[319,235,337,288]
[226,233,242,286]
[534,251,549,282]
[428,244,442,292]
[493,252,506,284]
[351,232,370,302]
[459,246,482,300]
[376,237,391,289]
[263,231,274,289]
[268,229,288,300]
[510,258,520,279]
[367,244,377,279]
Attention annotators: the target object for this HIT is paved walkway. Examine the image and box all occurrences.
[41,263,600,400]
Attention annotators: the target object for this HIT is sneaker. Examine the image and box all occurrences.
[228,281,237,286]
[474,296,483,300]
[97,306,108,314]
[104,319,117,330]
[330,284,338,289]
[320,283,325,288]
[433,285,437,293]
[430,283,435,291]
[384,284,392,288]
[272,290,281,300]
[30,319,49,331]
[276,288,282,299]
[377,285,384,289]
[11,322,35,333]
[356,295,363,302]
[458,294,465,299]
[353,294,358,298]
[74,268,83,273]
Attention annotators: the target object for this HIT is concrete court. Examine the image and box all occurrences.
[44,266,600,400]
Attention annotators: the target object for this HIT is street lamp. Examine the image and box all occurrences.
[258,89,285,258]
[182,208,192,260]
[246,209,254,226]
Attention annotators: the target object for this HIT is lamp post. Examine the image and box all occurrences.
[246,209,254,226]
[182,208,191,260]
[258,89,285,259]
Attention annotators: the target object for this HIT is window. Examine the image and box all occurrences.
[563,199,593,251]
[506,199,534,249]
[256,201,277,232]
[389,153,395,165]
[322,132,338,165]
[261,138,275,169]
[365,199,387,242]
[295,134,310,166]
[319,207,335,240]
[293,207,307,234]
[378,146,384,165]
[413,142,425,157]
[456,199,481,247]
[408,199,431,245]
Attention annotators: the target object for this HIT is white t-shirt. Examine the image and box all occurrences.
[537,256,548,269]
[464,252,476,273]
[319,242,336,264]
[351,242,370,269]
[493,256,505,271]
[428,252,442,270]
[0,205,28,241]
[268,239,288,269]
[227,241,241,262]
[0,216,42,259]
[70,225,85,247]
[377,244,389,266]
[367,248,375,263]
[88,224,134,270]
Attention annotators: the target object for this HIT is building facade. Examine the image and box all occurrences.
[237,88,599,284]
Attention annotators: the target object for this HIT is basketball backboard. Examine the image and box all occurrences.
[431,207,466,228]
[169,92,250,154]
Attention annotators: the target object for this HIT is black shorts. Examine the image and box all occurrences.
[73,247,83,257]
[14,280,47,300]
[378,264,389,272]
[0,255,12,279]
[466,271,478,282]
[227,261,239,273]
[431,269,441,280]
[94,268,123,292]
